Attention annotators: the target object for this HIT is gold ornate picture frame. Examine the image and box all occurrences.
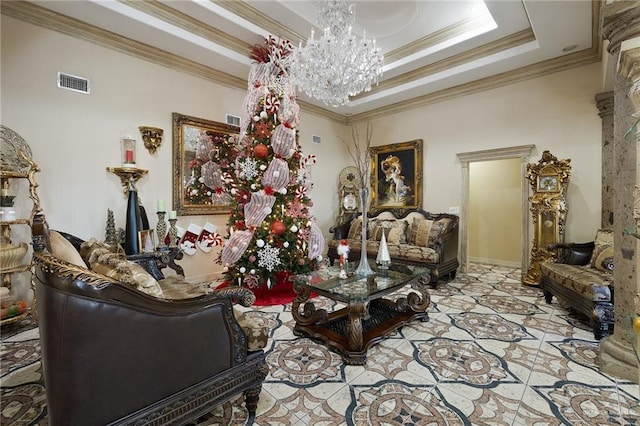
[172,112,239,215]
[369,139,423,212]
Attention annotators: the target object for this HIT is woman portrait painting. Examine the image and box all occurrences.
[371,140,423,210]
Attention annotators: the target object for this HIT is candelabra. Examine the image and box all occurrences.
[168,219,178,248]
[156,211,167,249]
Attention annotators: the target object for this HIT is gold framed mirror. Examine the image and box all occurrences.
[172,112,239,216]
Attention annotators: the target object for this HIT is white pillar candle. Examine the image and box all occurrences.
[157,200,165,212]
[168,210,177,220]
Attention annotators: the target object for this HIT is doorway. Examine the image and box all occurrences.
[456,145,535,276]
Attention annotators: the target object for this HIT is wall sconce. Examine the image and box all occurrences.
[139,126,164,155]
[120,130,137,168]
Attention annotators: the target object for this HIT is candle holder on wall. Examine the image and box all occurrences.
[106,167,148,196]
[139,126,163,155]
[120,131,137,168]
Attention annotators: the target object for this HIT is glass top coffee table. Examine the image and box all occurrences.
[291,264,431,365]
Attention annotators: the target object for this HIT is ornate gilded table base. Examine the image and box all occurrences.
[292,273,431,365]
[127,248,184,281]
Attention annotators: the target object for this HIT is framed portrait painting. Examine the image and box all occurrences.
[369,139,423,212]
[172,112,239,215]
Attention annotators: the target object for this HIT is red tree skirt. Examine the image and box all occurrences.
[217,272,298,306]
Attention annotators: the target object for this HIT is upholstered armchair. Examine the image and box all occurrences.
[32,214,269,425]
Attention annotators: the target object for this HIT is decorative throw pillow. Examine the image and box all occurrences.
[408,218,427,245]
[594,246,614,272]
[414,219,434,247]
[428,218,453,247]
[387,226,405,245]
[347,217,363,240]
[370,220,408,243]
[79,238,122,266]
[89,250,163,298]
[50,231,87,268]
[588,229,614,268]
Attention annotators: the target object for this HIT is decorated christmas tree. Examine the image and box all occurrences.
[219,36,325,290]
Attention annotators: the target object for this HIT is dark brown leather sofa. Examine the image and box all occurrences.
[32,215,268,425]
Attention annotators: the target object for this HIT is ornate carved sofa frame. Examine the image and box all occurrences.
[327,208,459,283]
[539,231,614,340]
[32,214,268,425]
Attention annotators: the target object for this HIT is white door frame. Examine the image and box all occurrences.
[456,145,535,275]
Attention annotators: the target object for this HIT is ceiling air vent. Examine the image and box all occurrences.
[226,114,240,127]
[312,135,322,144]
[57,72,90,94]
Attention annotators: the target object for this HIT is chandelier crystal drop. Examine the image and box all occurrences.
[290,0,384,108]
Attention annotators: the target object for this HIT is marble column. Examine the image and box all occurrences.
[600,1,640,382]
[596,91,614,229]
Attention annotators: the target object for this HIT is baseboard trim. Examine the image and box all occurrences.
[469,257,520,268]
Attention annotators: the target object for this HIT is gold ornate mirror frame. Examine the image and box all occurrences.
[172,112,239,216]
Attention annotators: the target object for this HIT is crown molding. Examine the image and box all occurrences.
[2,0,603,126]
[384,13,496,64]
[347,1,603,124]
[213,0,304,43]
[121,0,252,56]
[1,0,247,89]
[353,28,535,99]
[346,46,602,125]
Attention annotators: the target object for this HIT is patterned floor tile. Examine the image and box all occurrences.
[436,383,523,424]
[3,263,639,426]
[347,382,463,425]
[532,381,640,425]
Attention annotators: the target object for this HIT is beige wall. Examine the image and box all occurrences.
[468,158,522,266]
[2,15,604,295]
[366,61,603,245]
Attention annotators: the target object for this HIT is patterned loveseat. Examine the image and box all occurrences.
[327,208,459,283]
[540,229,614,339]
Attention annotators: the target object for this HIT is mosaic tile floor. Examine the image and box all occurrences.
[222,263,640,425]
[2,263,639,425]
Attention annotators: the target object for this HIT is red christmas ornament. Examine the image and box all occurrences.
[254,143,269,158]
[271,220,286,235]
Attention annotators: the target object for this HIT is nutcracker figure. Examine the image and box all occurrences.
[336,239,350,279]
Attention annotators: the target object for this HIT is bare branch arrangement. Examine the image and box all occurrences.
[340,121,373,188]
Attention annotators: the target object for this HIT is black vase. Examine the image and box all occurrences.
[139,202,149,230]
[124,187,143,255]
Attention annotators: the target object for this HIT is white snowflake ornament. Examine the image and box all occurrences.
[258,243,281,272]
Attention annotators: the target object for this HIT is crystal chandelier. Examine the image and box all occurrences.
[290,0,384,107]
